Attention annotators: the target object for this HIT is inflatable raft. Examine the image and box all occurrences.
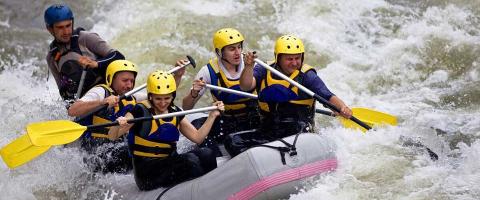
[121,133,337,200]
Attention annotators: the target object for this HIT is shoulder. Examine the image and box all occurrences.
[301,64,318,77]
[78,30,105,43]
[300,64,316,73]
[132,101,150,117]
[300,65,323,84]
[253,64,267,75]
[78,30,99,38]
[199,64,210,74]
[170,105,185,120]
[170,105,183,112]
[80,86,106,101]
[195,65,212,83]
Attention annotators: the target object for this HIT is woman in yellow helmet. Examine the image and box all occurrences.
[111,70,224,191]
[182,28,260,157]
[240,35,352,138]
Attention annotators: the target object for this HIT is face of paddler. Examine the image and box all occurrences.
[277,53,303,76]
[220,42,242,66]
[150,93,173,113]
[48,20,73,43]
[111,71,135,95]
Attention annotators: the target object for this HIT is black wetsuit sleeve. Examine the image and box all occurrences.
[97,50,125,71]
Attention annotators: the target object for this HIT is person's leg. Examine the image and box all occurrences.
[190,147,217,173]
[224,130,270,157]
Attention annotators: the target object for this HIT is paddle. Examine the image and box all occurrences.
[254,58,370,130]
[0,56,197,168]
[314,108,397,131]
[75,68,87,100]
[254,58,438,160]
[29,106,218,146]
[205,83,397,129]
[0,135,51,169]
[1,106,218,169]
[205,84,258,99]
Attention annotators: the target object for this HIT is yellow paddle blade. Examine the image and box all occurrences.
[27,120,87,146]
[0,134,51,169]
[339,107,398,132]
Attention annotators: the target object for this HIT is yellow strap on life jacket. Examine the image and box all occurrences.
[209,58,254,112]
[97,84,114,94]
[133,136,171,158]
[259,101,270,112]
[259,64,316,112]
[137,100,179,136]
[90,116,112,138]
[89,84,136,138]
[300,64,314,73]
[264,70,300,94]
[134,135,171,148]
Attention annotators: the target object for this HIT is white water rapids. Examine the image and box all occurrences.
[0,0,479,199]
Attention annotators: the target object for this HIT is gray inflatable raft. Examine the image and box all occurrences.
[123,133,337,200]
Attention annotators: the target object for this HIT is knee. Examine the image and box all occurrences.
[196,148,217,172]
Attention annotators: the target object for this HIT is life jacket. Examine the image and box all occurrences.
[257,64,316,134]
[207,58,258,116]
[128,101,184,159]
[48,27,103,101]
[82,84,137,139]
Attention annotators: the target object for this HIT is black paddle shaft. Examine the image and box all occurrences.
[313,94,372,130]
[86,115,154,130]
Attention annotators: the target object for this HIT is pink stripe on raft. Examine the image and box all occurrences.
[228,158,338,200]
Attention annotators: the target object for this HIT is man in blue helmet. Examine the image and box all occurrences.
[44,4,125,106]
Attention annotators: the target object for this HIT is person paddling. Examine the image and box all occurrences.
[111,70,223,190]
[66,60,140,173]
[44,4,125,106]
[235,35,352,152]
[67,58,188,173]
[182,28,260,157]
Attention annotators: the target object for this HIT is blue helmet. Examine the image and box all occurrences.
[44,4,74,27]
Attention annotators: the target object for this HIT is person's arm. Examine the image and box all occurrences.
[182,79,205,110]
[305,70,352,118]
[67,87,118,116]
[78,31,125,69]
[108,112,134,141]
[239,51,257,91]
[46,54,62,89]
[328,96,352,118]
[95,51,125,69]
[173,58,189,86]
[179,101,224,144]
[182,66,209,110]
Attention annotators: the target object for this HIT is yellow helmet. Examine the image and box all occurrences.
[147,70,176,95]
[274,35,305,62]
[213,28,244,52]
[105,60,138,86]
